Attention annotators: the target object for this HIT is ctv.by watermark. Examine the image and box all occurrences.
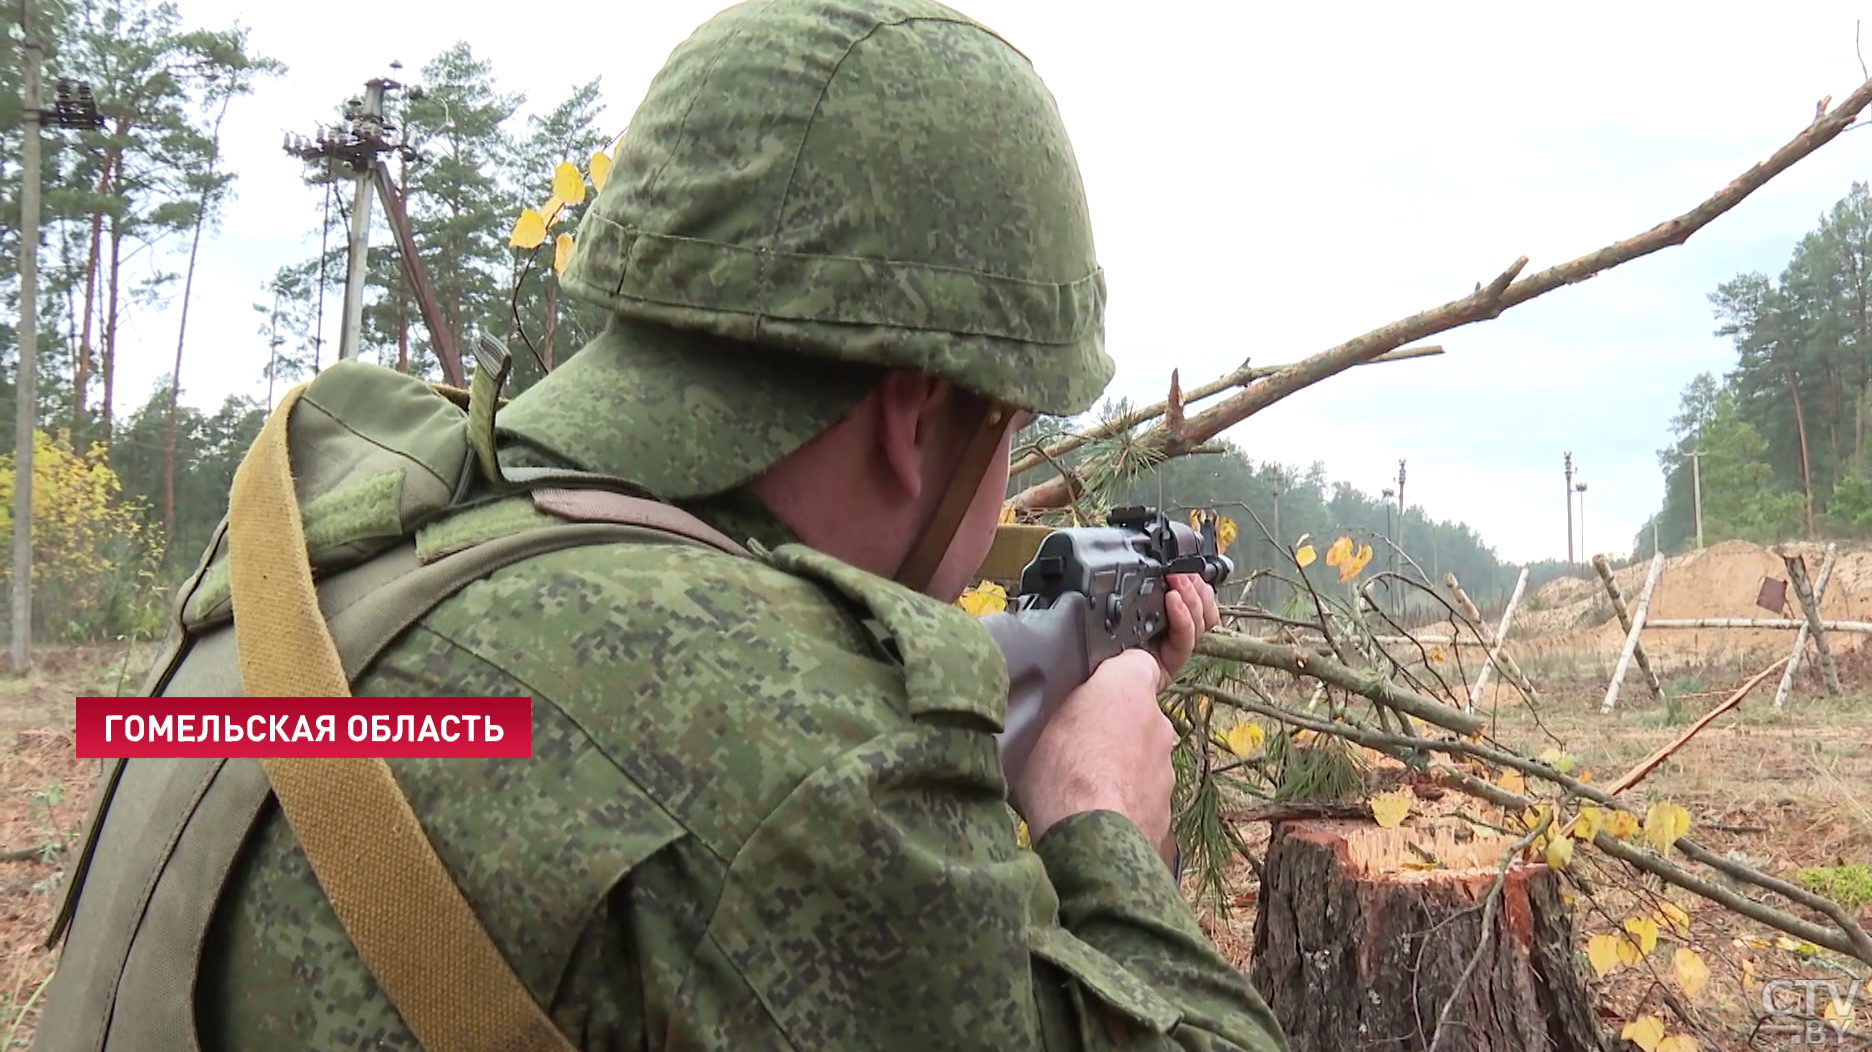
[1756,976,1867,1048]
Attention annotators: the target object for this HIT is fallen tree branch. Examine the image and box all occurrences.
[1195,630,1485,737]
[1009,76,1872,513]
[1602,657,1788,798]
[1177,682,1872,966]
[1008,346,1445,480]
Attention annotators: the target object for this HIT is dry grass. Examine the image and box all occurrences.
[0,644,149,1049]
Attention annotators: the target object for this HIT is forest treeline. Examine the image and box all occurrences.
[2,2,1541,642]
[1641,181,1872,555]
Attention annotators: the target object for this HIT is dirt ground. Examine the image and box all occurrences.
[0,612,1868,1050]
[0,643,151,1047]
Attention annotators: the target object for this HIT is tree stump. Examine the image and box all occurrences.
[1249,818,1607,1052]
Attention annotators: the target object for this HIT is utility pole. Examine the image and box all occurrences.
[339,79,385,363]
[1563,452,1575,564]
[286,68,409,364]
[284,68,467,386]
[12,0,41,676]
[1684,449,1704,550]
[1394,459,1406,575]
[1574,481,1588,560]
[11,0,101,674]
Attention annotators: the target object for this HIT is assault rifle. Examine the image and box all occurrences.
[979,506,1233,791]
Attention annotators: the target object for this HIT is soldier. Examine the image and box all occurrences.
[34,1,1291,1050]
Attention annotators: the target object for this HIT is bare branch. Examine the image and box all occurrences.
[1010,76,1872,513]
[1006,347,1444,480]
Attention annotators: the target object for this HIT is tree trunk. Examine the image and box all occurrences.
[1786,369,1816,535]
[101,217,123,451]
[1249,818,1606,1052]
[164,94,231,540]
[72,136,125,444]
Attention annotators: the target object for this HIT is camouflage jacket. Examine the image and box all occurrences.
[192,487,1290,1052]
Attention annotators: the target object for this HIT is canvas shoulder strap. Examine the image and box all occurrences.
[227,383,748,1052]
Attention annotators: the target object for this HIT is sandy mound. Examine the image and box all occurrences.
[1510,540,1872,675]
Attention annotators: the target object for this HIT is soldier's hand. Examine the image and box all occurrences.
[1014,650,1176,861]
[1154,574,1221,680]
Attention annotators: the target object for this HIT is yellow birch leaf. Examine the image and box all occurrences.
[1645,801,1692,852]
[1657,1036,1698,1052]
[1545,835,1574,870]
[998,505,1017,524]
[1656,901,1691,936]
[1326,536,1353,567]
[1497,769,1527,796]
[1369,790,1411,829]
[1217,516,1237,554]
[552,160,586,204]
[509,208,547,249]
[1586,934,1623,977]
[1538,747,1576,774]
[1672,947,1710,998]
[1624,917,1659,955]
[1617,936,1644,966]
[552,233,574,274]
[1573,806,1603,841]
[1295,545,1316,568]
[1224,723,1265,758]
[955,581,1008,616]
[1429,646,1447,662]
[1824,997,1854,1026]
[1603,809,1641,840]
[1622,1014,1666,1052]
[588,149,612,193]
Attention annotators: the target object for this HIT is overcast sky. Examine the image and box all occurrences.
[96,0,1872,564]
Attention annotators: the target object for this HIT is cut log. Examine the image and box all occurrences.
[1249,818,1606,1052]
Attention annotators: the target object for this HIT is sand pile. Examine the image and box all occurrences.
[1511,540,1872,674]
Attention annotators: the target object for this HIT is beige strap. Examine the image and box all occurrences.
[894,401,1009,593]
[226,384,579,1052]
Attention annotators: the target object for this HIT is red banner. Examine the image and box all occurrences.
[73,698,534,759]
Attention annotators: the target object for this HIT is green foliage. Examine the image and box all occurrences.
[260,49,614,397]
[1266,731,1365,803]
[1795,863,1872,909]
[1645,180,1872,549]
[0,431,165,641]
[110,378,265,571]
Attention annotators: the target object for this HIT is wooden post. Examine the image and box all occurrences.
[1468,568,1529,712]
[1591,554,1663,701]
[1602,551,1665,714]
[1442,573,1537,702]
[1645,618,1872,632]
[1776,544,1835,712]
[1779,547,1842,698]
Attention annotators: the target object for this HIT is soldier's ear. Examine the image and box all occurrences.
[872,370,953,502]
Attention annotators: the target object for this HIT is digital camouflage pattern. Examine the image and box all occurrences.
[45,1,1292,1049]
[509,0,1114,499]
[196,487,1289,1051]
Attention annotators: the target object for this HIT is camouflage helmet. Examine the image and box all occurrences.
[498,0,1112,500]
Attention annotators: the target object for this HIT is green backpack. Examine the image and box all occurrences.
[42,337,751,1052]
